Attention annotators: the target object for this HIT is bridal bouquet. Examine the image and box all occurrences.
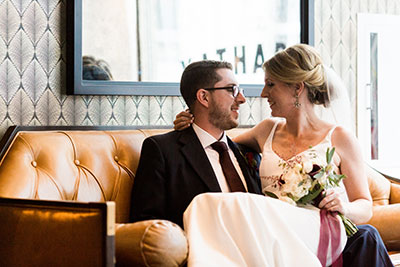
[264,147,358,237]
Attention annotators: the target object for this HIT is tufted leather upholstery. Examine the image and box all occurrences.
[0,130,142,222]
[0,126,399,265]
[0,126,188,267]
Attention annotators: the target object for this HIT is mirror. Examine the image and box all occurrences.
[67,0,314,96]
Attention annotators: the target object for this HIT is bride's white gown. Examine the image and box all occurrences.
[183,120,348,267]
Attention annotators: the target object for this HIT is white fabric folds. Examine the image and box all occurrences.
[183,192,347,267]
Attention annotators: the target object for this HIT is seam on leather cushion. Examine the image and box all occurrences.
[140,222,154,267]
[140,220,187,267]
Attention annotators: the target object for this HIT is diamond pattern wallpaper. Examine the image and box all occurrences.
[0,0,400,138]
[315,0,400,119]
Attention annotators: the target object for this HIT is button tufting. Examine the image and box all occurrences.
[114,156,119,162]
[74,160,80,165]
[31,161,37,167]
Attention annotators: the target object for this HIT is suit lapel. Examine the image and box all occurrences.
[179,127,221,192]
[228,138,262,194]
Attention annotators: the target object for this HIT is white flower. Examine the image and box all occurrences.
[279,167,313,201]
[284,168,302,183]
[312,157,326,167]
[294,163,303,172]
[303,160,313,173]
[267,147,348,227]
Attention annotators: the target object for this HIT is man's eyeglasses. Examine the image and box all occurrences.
[204,85,244,98]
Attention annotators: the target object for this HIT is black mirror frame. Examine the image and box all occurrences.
[66,0,314,96]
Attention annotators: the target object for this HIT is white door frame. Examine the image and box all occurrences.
[357,13,400,175]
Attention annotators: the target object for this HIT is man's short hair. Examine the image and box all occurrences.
[82,56,113,80]
[180,60,232,109]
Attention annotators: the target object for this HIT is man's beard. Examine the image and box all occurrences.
[209,99,239,130]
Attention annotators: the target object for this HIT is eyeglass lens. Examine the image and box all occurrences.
[232,86,244,97]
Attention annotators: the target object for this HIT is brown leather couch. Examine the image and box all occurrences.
[0,126,188,267]
[0,126,399,266]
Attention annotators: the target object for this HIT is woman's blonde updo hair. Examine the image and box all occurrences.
[262,44,329,106]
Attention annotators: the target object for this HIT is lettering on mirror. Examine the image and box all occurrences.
[180,42,287,75]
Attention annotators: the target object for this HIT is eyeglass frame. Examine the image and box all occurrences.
[203,85,245,98]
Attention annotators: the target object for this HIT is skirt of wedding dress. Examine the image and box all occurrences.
[183,192,347,267]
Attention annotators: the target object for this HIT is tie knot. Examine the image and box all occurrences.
[211,141,228,154]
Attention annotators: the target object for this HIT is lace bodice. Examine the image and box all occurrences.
[259,119,348,202]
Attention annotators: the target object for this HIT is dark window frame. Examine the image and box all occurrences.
[66,0,314,96]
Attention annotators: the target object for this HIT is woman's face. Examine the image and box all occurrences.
[261,72,296,117]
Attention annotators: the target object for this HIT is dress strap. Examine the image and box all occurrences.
[324,126,337,144]
[264,119,281,150]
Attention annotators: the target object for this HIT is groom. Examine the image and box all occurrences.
[130,60,262,228]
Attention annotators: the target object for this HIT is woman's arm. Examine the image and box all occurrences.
[321,126,373,224]
[233,118,277,153]
[173,109,278,154]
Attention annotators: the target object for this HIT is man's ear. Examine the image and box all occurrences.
[196,89,210,108]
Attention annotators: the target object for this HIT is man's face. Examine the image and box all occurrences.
[208,68,246,130]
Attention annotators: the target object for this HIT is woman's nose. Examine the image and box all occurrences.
[260,85,268,98]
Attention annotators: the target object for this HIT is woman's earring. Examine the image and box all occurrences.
[294,95,301,108]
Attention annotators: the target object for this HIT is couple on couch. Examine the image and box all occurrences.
[131,44,392,267]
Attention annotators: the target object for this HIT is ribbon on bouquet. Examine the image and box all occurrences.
[317,209,343,267]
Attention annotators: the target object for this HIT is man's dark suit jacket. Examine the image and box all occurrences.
[130,126,262,228]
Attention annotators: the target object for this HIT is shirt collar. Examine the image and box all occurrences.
[192,123,228,149]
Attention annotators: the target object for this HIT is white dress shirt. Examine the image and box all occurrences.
[192,123,248,192]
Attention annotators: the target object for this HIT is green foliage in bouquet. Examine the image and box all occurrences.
[297,147,345,205]
[298,147,358,237]
[265,147,358,237]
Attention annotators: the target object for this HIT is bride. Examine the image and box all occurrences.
[175,44,390,266]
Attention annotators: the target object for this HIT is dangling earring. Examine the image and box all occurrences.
[294,95,301,108]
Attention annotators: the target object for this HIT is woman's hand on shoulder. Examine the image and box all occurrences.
[173,109,194,131]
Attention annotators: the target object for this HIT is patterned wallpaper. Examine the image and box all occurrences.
[314,0,400,118]
[0,0,400,138]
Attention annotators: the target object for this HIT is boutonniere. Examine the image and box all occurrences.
[239,150,259,175]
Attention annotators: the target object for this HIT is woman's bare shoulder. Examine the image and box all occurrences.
[331,126,355,143]
[331,126,362,158]
[249,117,282,137]
[233,118,282,152]
[252,118,283,149]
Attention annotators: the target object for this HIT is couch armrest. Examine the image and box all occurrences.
[368,204,400,251]
[0,198,115,267]
[391,183,400,204]
[116,220,188,267]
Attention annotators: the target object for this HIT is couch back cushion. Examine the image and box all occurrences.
[366,164,391,205]
[0,129,156,223]
[0,127,393,222]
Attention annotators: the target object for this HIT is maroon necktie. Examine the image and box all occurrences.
[211,141,246,192]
